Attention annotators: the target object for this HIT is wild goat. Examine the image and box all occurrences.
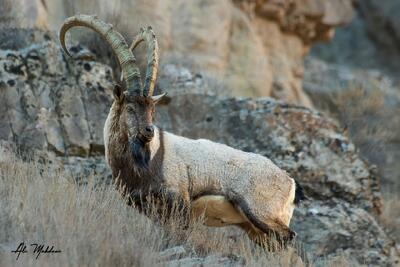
[60,15,305,247]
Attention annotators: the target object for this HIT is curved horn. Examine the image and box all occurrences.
[59,14,142,95]
[130,26,159,96]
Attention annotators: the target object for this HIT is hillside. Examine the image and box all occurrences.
[0,0,399,266]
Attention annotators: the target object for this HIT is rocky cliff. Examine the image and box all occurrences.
[311,0,400,80]
[1,0,357,108]
[0,29,398,265]
[308,1,400,196]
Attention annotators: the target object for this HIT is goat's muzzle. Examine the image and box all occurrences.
[138,125,154,143]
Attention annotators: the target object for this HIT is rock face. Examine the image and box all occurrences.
[0,29,114,156]
[249,0,353,44]
[1,0,357,107]
[157,94,382,213]
[310,2,400,82]
[307,0,400,203]
[0,31,398,265]
[359,0,400,71]
[304,57,400,194]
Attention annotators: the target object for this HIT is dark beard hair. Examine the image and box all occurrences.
[129,137,151,170]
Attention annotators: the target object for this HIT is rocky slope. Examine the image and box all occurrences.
[304,57,400,195]
[0,29,398,265]
[307,2,400,195]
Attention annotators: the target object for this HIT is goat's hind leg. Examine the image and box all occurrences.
[265,218,297,245]
[191,195,247,227]
[238,222,280,251]
[238,219,296,251]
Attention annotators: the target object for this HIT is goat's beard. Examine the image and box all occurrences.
[129,137,151,170]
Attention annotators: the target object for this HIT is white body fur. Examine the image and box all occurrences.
[105,117,297,239]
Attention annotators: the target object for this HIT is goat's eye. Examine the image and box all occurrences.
[126,107,134,112]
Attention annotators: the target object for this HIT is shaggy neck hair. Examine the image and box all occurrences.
[129,137,151,170]
[109,101,154,174]
[106,101,169,209]
[107,113,187,220]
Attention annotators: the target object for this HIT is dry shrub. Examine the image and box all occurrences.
[0,153,164,266]
[0,149,349,266]
[329,84,391,151]
[320,83,400,196]
[0,0,18,27]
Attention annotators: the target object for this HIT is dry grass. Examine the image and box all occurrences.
[0,150,288,266]
[0,0,17,27]
[329,85,392,153]
[381,196,400,242]
[316,84,400,194]
[0,148,351,266]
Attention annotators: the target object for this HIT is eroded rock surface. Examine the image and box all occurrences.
[2,0,358,107]
[0,29,113,156]
[304,57,400,195]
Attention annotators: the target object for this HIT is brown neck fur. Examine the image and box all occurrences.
[107,102,166,207]
[106,102,189,224]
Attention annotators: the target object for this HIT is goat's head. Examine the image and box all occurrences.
[59,15,166,148]
[113,83,165,144]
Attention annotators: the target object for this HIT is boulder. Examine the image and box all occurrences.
[155,80,396,264]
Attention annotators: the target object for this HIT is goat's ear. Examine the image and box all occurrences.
[113,84,124,102]
[151,93,168,104]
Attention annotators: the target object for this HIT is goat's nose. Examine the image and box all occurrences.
[144,125,154,136]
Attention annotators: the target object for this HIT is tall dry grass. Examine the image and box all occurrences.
[0,150,314,267]
[0,149,352,266]
[381,196,400,243]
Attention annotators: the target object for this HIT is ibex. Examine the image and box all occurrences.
[60,15,305,247]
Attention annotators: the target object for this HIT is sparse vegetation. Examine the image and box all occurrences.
[0,0,17,27]
[308,82,400,246]
[0,149,350,266]
[0,0,398,265]
[381,196,400,242]
[329,85,393,155]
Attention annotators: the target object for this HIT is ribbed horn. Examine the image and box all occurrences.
[130,26,159,96]
[59,14,142,95]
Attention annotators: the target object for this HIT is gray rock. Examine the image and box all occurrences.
[0,29,113,157]
[303,57,400,194]
[154,89,397,265]
[293,200,397,266]
[310,4,400,83]
[164,255,234,267]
